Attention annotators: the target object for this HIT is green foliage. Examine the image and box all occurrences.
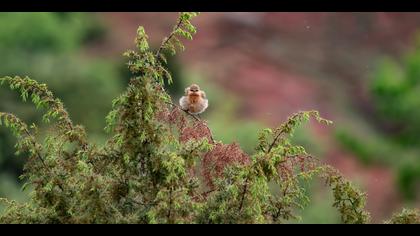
[370,34,420,145]
[385,208,420,224]
[0,12,104,53]
[371,55,420,145]
[320,166,370,224]
[293,180,341,224]
[0,13,121,135]
[0,12,417,224]
[0,76,79,137]
[397,164,420,201]
[340,38,420,201]
[336,127,420,201]
[335,130,370,165]
[0,13,123,201]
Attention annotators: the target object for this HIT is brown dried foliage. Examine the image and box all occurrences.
[202,143,251,188]
[277,155,319,181]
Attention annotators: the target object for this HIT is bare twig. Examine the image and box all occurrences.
[155,17,183,59]
[22,128,47,168]
[24,127,65,191]
[1,112,47,168]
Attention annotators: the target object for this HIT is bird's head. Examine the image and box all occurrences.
[186,84,201,96]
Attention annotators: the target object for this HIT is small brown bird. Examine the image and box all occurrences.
[179,84,208,115]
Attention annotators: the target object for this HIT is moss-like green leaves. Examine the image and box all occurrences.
[385,208,420,224]
[0,12,417,224]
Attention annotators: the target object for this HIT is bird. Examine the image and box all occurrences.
[179,84,208,115]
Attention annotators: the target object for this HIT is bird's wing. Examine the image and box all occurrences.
[201,91,207,99]
[203,98,209,109]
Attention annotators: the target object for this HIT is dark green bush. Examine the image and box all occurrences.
[371,37,420,146]
[0,13,104,53]
[0,13,122,189]
[337,37,420,200]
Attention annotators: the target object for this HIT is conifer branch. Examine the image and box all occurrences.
[238,176,249,212]
[0,112,47,168]
[1,12,417,225]
[155,18,183,59]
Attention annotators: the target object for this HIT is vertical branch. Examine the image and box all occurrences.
[167,187,173,223]
[238,176,250,211]
[22,129,47,168]
[155,18,183,59]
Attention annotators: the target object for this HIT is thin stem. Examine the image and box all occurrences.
[266,130,284,154]
[15,116,65,192]
[132,198,156,207]
[155,17,183,59]
[1,112,47,168]
[282,181,290,197]
[238,175,250,211]
[22,128,47,168]
[167,187,173,223]
[165,101,215,143]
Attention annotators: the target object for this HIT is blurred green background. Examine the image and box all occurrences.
[0,12,419,223]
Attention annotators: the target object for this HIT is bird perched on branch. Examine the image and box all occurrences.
[179,84,208,115]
